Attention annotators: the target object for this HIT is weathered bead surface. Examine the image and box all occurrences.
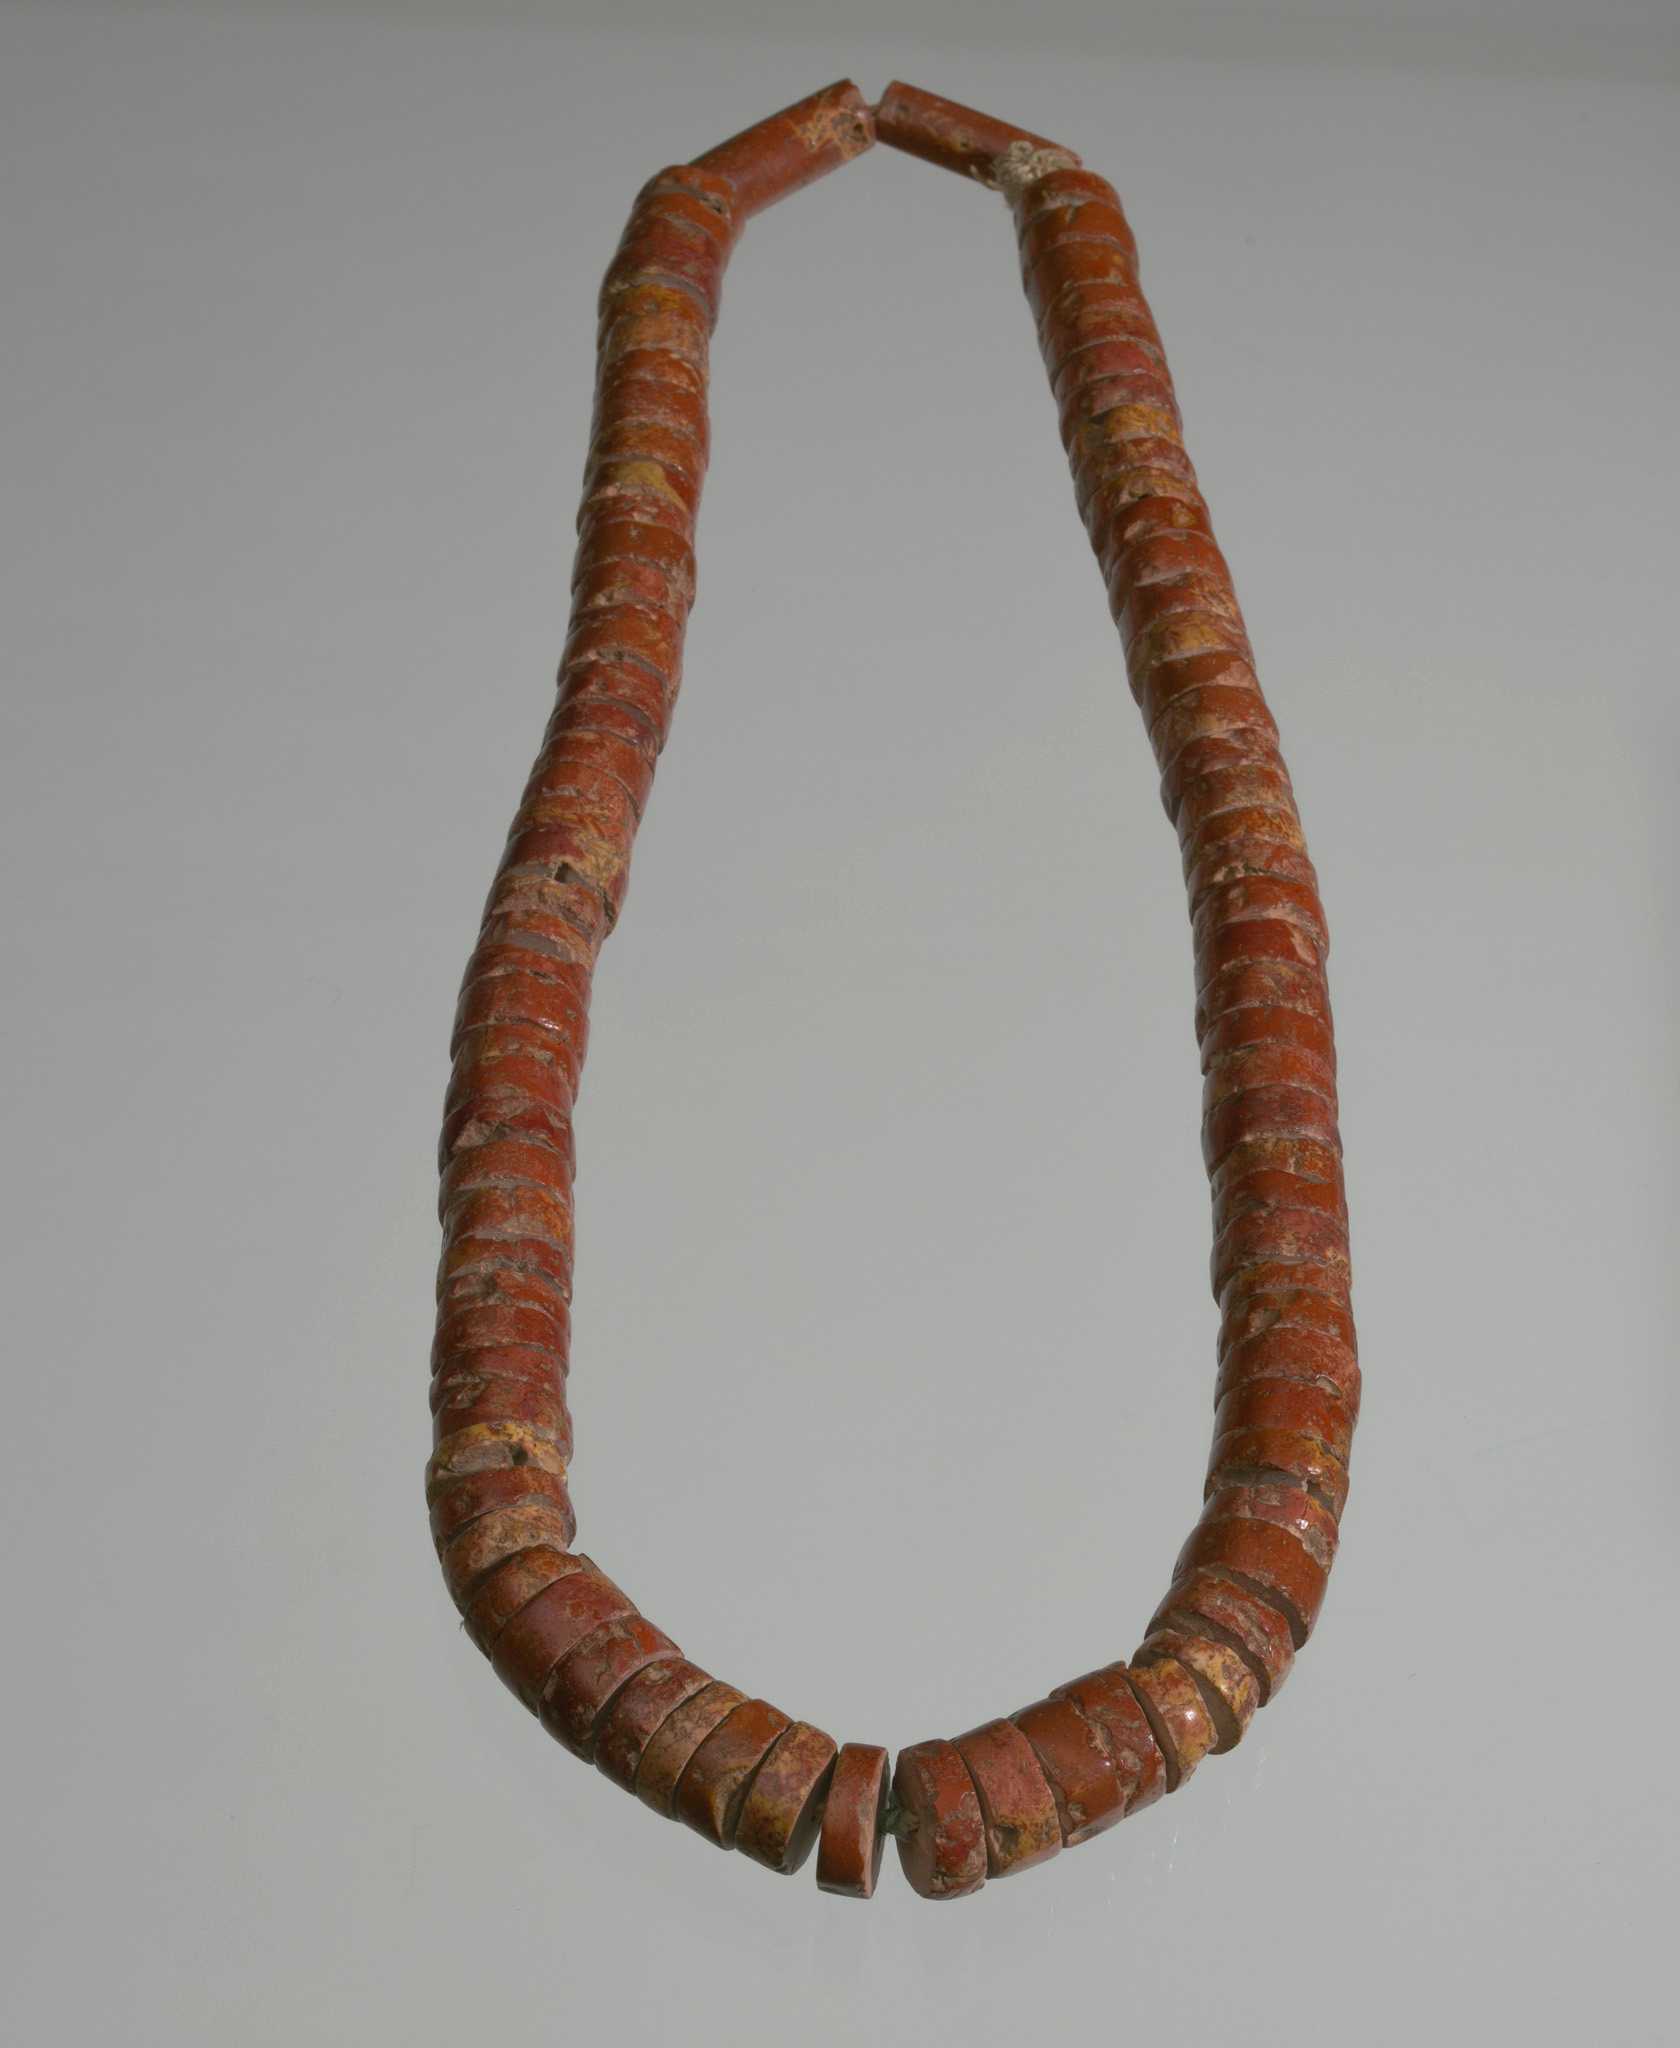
[1011,1694,1125,1845]
[460,1547,582,1657]
[816,1743,891,1898]
[490,1559,635,1708]
[735,1722,838,1874]
[673,1697,793,1847]
[1126,1656,1217,1791]
[636,1680,747,1817]
[1134,1625,1260,1753]
[593,1658,714,1792]
[539,1613,679,1758]
[892,1739,988,1900]
[953,1719,1062,1878]
[1051,1663,1167,1814]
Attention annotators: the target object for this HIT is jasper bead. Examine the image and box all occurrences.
[1011,1694,1125,1845]
[892,1739,988,1900]
[693,80,873,217]
[874,78,1072,183]
[593,1658,714,1793]
[636,1680,747,1816]
[539,1613,678,1758]
[673,1697,792,1846]
[953,1718,1062,1877]
[489,1560,634,1708]
[1125,1656,1216,1790]
[459,1546,581,1654]
[440,1500,576,1602]
[427,1463,575,1551]
[1135,1625,1260,1752]
[816,1743,891,1898]
[735,1722,838,1874]
[1051,1663,1167,1813]
[1152,1567,1296,1702]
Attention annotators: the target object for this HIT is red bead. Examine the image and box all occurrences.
[892,1739,987,1901]
[735,1722,838,1874]
[816,1743,891,1898]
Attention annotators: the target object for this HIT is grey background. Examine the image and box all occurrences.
[3,1,1675,2041]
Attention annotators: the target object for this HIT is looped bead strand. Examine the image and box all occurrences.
[427,76,1358,1901]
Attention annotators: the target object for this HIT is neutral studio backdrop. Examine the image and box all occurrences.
[3,0,1675,2041]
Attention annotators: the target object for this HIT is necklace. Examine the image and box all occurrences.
[427,78,1357,1901]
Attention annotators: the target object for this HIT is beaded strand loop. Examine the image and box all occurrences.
[427,77,1358,1900]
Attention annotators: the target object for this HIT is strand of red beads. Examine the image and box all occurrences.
[427,78,1358,1900]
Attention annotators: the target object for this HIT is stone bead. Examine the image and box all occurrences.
[892,1738,987,1901]
[440,1500,576,1603]
[592,1658,713,1793]
[1011,1694,1125,1846]
[1207,1425,1350,1518]
[952,1718,1062,1878]
[875,78,1074,185]
[692,80,873,217]
[1152,1567,1296,1702]
[458,1545,581,1655]
[430,1374,571,1450]
[1210,1205,1349,1304]
[1175,1511,1327,1648]
[538,1613,678,1758]
[635,1680,747,1817]
[427,1462,575,1552]
[1050,1662,1166,1813]
[1135,1625,1260,1752]
[672,1697,792,1847]
[1216,1318,1361,1416]
[1202,1478,1340,1571]
[735,1722,838,1875]
[489,1559,634,1708]
[1126,1655,1216,1791]
[816,1743,891,1898]
[425,1417,568,1494]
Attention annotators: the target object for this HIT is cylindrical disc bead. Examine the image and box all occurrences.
[735,1722,838,1874]
[1050,1662,1167,1814]
[1134,1625,1260,1752]
[457,1546,585,1657]
[428,1462,575,1554]
[672,1697,793,1847]
[1124,1655,1216,1791]
[443,1024,580,1137]
[489,1556,635,1708]
[1174,1498,1330,1649]
[601,213,727,329]
[1207,1410,1351,1519]
[1152,1569,1295,1702]
[539,1612,680,1758]
[635,1680,748,1816]
[439,1499,577,1605]
[434,1245,575,1334]
[1217,1304,1361,1419]
[426,1418,568,1503]
[430,1371,570,1450]
[593,1657,714,1793]
[816,1743,891,1898]
[951,1718,1061,1878]
[1011,1694,1125,1845]
[892,1739,987,1900]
